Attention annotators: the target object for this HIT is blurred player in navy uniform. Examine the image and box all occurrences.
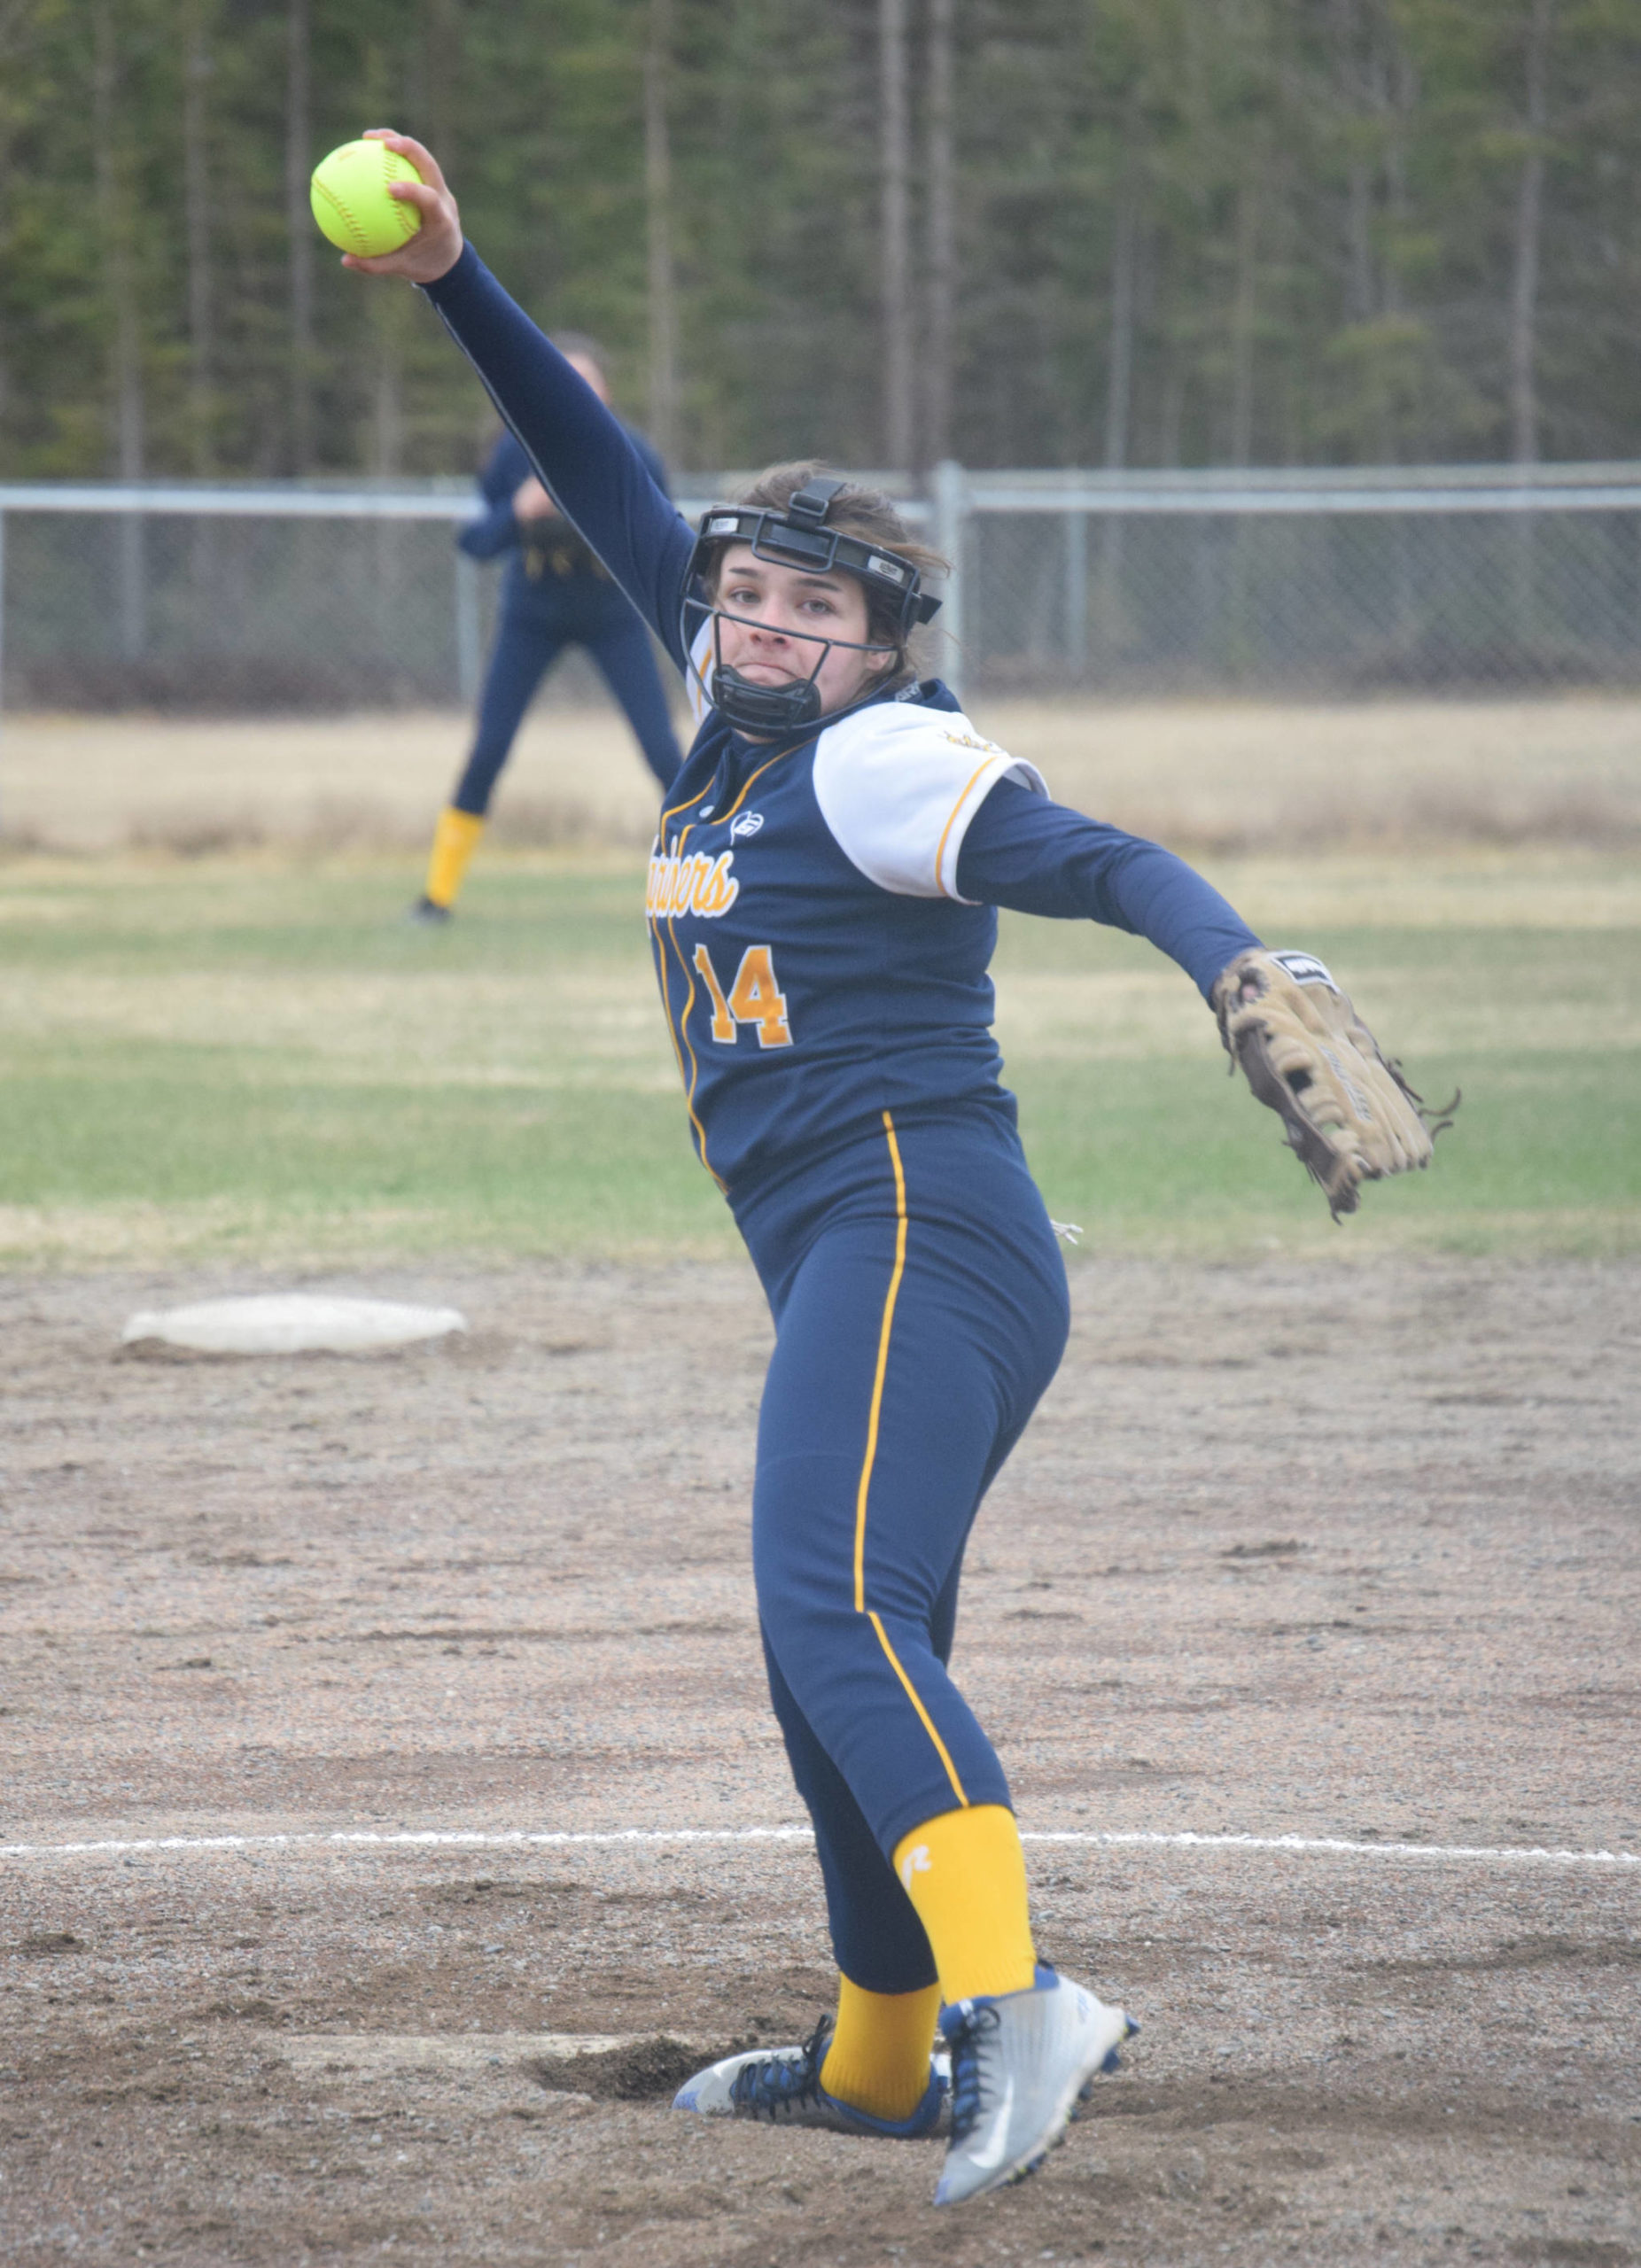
[346,136,1294,2210]
[409,333,682,923]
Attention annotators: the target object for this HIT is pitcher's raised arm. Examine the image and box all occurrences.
[335,129,693,660]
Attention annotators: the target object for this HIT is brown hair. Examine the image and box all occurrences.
[708,460,947,680]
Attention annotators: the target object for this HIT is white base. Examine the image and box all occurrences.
[121,1293,467,1355]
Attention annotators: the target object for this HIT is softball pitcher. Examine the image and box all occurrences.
[342,131,1448,2208]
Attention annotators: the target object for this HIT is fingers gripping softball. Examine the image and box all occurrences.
[1212,948,1457,1220]
[316,128,464,284]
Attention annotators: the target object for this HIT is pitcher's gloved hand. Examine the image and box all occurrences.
[1211,949,1458,1221]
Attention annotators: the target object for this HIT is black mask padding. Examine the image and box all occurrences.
[711,664,825,736]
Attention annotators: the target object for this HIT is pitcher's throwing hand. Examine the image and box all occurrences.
[338,130,464,285]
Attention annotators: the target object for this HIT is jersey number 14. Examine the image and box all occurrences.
[693,944,792,1049]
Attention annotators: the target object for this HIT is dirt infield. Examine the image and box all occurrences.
[2,1254,1637,2264]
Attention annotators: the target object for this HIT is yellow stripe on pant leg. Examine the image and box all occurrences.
[852,1111,908,1613]
[868,1611,968,1809]
[852,1111,969,1810]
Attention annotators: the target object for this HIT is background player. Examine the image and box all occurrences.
[409,334,682,924]
[342,129,1444,2209]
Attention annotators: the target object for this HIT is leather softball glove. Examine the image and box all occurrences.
[1211,948,1458,1221]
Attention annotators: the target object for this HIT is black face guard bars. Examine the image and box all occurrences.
[688,606,898,737]
[680,474,942,740]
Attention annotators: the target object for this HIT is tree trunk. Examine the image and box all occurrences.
[1095,146,1139,674]
[922,0,955,471]
[422,0,459,168]
[1229,176,1259,466]
[879,0,914,471]
[1327,0,1373,322]
[285,0,314,473]
[1510,0,1555,465]
[1104,165,1138,471]
[1383,12,1417,320]
[644,0,681,466]
[183,0,215,478]
[93,3,146,659]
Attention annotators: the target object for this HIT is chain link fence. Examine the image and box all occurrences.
[5,465,1641,711]
[0,485,487,713]
[941,467,1641,697]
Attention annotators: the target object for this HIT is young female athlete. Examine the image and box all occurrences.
[410,336,681,924]
[337,131,1425,2208]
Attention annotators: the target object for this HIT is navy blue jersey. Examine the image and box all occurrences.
[423,248,1261,1196]
[648,683,1045,1190]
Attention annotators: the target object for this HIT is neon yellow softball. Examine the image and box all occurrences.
[309,139,424,258]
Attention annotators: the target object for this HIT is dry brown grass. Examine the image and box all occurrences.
[0,710,665,857]
[4,692,1640,856]
[984,693,1641,852]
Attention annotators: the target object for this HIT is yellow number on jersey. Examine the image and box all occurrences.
[693,943,792,1049]
[692,943,736,1044]
[727,944,792,1048]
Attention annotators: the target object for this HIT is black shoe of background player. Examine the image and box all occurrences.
[406,895,453,926]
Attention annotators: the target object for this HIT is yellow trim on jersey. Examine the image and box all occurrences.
[659,820,727,1191]
[719,744,800,824]
[651,745,800,1191]
[932,756,999,901]
[660,776,718,835]
[649,924,699,1130]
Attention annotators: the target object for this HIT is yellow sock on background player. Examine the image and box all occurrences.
[416,805,483,920]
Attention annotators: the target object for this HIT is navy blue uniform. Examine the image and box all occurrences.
[452,430,681,814]
[424,249,1262,1993]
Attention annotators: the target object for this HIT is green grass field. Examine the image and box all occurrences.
[1,847,1637,1267]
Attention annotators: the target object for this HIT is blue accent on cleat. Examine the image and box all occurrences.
[672,2015,946,2139]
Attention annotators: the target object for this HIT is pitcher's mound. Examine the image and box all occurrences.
[121,1294,467,1355]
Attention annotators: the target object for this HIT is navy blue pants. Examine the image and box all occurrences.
[733,1104,1069,1995]
[453,598,681,814]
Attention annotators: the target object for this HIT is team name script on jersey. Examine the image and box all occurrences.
[645,845,739,920]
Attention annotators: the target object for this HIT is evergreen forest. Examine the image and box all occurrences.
[3,0,1640,483]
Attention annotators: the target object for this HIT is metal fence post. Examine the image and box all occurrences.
[0,508,7,816]
[455,550,482,705]
[1064,506,1087,677]
[119,511,147,660]
[931,458,967,702]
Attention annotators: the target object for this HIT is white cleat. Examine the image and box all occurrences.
[934,1966,1138,2206]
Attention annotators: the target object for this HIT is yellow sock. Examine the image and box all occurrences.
[819,1976,941,2123]
[892,1804,1037,2005]
[424,805,484,909]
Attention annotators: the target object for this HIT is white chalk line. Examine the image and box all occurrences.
[1,1824,1635,1868]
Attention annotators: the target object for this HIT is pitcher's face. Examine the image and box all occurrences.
[712,546,894,720]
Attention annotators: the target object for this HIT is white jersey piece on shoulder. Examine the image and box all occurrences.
[812,699,1048,901]
[685,617,716,727]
